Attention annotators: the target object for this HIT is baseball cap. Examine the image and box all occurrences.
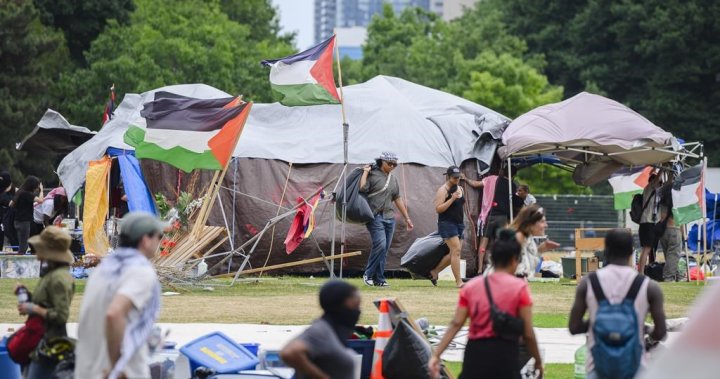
[119,212,169,242]
[445,166,461,178]
[376,151,398,163]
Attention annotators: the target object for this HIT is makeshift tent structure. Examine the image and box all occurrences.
[17,109,96,156]
[58,77,508,272]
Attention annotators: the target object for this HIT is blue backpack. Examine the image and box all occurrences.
[589,272,646,379]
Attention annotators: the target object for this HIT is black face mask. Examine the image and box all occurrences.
[39,261,50,277]
[323,307,361,341]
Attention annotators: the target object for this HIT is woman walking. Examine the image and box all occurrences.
[429,166,466,287]
[11,176,43,253]
[430,229,543,379]
[510,204,560,278]
[17,226,75,378]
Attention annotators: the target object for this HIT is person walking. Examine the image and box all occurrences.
[359,152,413,287]
[11,176,43,254]
[17,226,75,378]
[75,212,165,379]
[569,229,667,379]
[509,205,560,278]
[429,166,466,287]
[430,229,544,379]
[655,180,681,281]
[280,280,361,379]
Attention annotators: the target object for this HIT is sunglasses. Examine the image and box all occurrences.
[384,161,397,167]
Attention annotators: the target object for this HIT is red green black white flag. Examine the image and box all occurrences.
[261,35,340,106]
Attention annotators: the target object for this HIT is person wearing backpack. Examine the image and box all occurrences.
[637,173,662,273]
[568,229,667,379]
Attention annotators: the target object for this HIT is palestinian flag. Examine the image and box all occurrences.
[608,166,653,210]
[124,92,251,172]
[261,35,340,106]
[101,84,116,126]
[672,164,705,225]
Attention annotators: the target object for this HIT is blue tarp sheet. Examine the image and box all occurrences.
[107,148,156,215]
[688,189,719,251]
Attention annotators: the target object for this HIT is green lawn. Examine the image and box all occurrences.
[0,277,704,326]
[445,362,573,378]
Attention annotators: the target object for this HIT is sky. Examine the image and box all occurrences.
[272,0,315,50]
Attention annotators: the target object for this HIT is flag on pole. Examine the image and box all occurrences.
[101,84,116,125]
[261,35,340,106]
[124,92,252,172]
[608,166,653,209]
[672,164,705,225]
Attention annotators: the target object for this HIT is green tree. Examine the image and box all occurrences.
[33,0,135,65]
[219,0,292,43]
[490,0,720,164]
[0,0,71,182]
[54,0,294,129]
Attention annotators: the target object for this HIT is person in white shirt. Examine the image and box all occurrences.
[517,184,536,207]
[75,213,165,379]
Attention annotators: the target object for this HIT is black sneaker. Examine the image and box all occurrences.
[362,275,374,286]
[375,281,390,287]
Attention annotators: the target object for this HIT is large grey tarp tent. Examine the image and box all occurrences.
[17,109,96,156]
[58,76,508,273]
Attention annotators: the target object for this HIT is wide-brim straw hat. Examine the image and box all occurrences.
[28,226,74,264]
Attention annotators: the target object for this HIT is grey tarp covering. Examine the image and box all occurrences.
[17,109,96,155]
[57,84,231,198]
[235,75,508,167]
[499,92,679,184]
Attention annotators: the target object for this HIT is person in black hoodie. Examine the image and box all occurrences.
[11,176,43,253]
[0,172,17,251]
[281,281,361,379]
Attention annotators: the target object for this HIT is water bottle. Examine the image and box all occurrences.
[197,259,208,277]
[574,344,586,379]
[15,285,29,304]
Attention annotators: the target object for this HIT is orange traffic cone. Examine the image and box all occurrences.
[371,299,392,379]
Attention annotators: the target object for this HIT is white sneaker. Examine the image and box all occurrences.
[362,275,374,286]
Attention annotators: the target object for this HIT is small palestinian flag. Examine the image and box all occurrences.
[672,164,705,225]
[124,92,251,172]
[261,35,340,106]
[101,84,116,126]
[608,166,653,210]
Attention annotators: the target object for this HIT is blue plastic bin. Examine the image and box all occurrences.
[0,337,21,379]
[347,339,375,379]
[239,343,260,357]
[180,332,259,374]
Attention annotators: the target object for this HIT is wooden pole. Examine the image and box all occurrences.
[700,157,708,284]
[214,251,362,278]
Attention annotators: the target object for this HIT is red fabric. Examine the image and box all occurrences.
[7,315,45,365]
[284,197,313,254]
[310,36,340,101]
[458,272,532,340]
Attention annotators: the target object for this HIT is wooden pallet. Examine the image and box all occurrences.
[153,225,228,268]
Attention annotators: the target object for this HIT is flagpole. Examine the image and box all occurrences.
[334,34,349,279]
[700,157,708,284]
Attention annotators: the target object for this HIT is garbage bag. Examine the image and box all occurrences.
[336,168,374,224]
[400,233,449,278]
[382,320,448,379]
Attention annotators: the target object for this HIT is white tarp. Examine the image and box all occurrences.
[498,92,677,167]
[57,77,507,198]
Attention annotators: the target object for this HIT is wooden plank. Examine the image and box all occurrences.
[214,251,362,278]
[193,235,228,260]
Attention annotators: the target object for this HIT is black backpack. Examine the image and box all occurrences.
[630,193,653,224]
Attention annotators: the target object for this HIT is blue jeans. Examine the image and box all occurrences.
[365,215,395,282]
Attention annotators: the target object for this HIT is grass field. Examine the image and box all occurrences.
[0,276,705,326]
[445,362,573,379]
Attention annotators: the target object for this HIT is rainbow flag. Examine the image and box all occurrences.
[261,36,340,106]
[124,92,251,172]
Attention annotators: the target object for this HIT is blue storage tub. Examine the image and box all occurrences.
[346,339,375,379]
[180,332,259,374]
[0,337,22,379]
[239,343,260,357]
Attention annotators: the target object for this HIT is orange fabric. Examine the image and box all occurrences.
[83,156,111,256]
[209,101,252,168]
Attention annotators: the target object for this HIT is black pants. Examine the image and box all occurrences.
[461,338,520,379]
[14,220,31,254]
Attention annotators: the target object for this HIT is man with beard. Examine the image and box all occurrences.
[280,281,361,379]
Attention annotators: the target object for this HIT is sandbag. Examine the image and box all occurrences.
[382,320,448,379]
[336,168,374,224]
[400,233,449,278]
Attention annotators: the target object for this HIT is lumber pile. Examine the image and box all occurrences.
[153,225,228,269]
